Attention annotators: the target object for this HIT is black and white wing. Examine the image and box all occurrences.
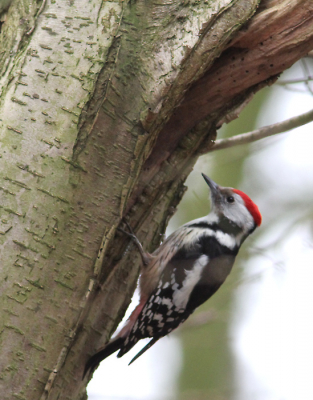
[118,230,237,362]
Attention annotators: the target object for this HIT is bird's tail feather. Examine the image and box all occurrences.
[83,337,124,379]
[127,337,159,365]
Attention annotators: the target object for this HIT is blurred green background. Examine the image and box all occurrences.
[169,89,268,400]
[169,59,313,400]
[88,59,313,400]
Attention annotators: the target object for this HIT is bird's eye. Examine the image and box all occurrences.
[227,196,235,203]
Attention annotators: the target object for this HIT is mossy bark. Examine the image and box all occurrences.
[0,0,312,399]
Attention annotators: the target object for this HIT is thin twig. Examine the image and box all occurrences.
[276,77,313,85]
[211,108,313,152]
[300,58,313,95]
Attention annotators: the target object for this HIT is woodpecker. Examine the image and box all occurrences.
[84,174,261,376]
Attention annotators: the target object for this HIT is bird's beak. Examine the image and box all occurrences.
[201,173,221,203]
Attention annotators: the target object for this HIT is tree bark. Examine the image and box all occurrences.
[0,0,312,399]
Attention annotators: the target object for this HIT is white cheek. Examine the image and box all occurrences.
[224,200,254,231]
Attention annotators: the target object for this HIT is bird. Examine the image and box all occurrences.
[84,173,262,377]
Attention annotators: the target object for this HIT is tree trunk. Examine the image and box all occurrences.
[0,0,312,399]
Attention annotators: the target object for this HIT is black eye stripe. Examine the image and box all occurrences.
[227,196,234,203]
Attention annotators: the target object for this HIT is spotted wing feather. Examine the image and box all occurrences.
[118,232,237,359]
[118,258,197,357]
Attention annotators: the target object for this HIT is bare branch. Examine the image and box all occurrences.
[276,77,313,85]
[211,108,313,151]
[300,58,313,95]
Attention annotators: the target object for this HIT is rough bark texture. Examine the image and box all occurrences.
[0,0,312,399]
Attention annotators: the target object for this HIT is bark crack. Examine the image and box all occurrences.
[73,4,125,159]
